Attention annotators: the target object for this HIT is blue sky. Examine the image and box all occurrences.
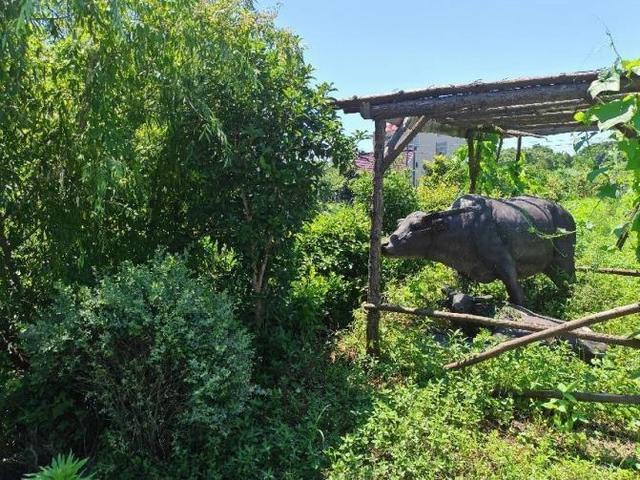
[260,0,640,151]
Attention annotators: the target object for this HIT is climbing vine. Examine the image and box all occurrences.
[574,58,640,259]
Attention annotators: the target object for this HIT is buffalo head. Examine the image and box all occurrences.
[381,207,476,258]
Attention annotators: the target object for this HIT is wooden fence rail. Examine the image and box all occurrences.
[576,266,640,277]
[444,302,640,370]
[363,303,640,348]
[496,389,640,405]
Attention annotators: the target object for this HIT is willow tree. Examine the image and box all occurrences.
[0,0,354,364]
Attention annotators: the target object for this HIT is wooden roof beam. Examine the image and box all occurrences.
[336,70,599,113]
[364,78,640,120]
[366,82,591,119]
[448,111,579,128]
[521,124,599,136]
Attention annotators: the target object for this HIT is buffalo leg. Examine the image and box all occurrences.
[493,260,525,305]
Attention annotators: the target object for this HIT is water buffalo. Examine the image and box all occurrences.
[381,194,576,305]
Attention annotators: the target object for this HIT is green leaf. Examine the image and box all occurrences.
[588,69,621,98]
[633,209,640,232]
[619,138,640,170]
[587,167,608,182]
[591,98,635,130]
[573,111,588,124]
[613,222,630,240]
[622,58,640,76]
[573,132,596,152]
[597,183,619,199]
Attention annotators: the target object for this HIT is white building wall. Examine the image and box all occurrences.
[408,132,466,185]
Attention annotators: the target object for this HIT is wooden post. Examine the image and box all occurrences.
[366,120,386,355]
[515,136,523,164]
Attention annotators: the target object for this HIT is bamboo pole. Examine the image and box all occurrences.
[365,120,386,356]
[470,125,544,138]
[444,302,640,370]
[451,111,579,128]
[524,124,598,136]
[363,303,640,348]
[515,136,523,164]
[428,94,625,123]
[500,389,640,405]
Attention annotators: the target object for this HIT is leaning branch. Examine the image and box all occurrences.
[382,116,428,170]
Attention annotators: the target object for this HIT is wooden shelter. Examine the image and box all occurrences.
[334,69,640,357]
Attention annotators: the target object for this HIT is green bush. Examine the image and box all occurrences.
[4,253,253,479]
[296,204,371,283]
[293,204,369,331]
[351,170,420,233]
[418,154,466,212]
[288,269,356,332]
[294,204,424,331]
[0,0,355,349]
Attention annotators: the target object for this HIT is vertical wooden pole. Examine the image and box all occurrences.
[467,134,478,193]
[366,119,386,355]
[515,136,523,164]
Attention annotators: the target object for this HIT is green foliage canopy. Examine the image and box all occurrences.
[0,0,355,359]
[350,170,419,233]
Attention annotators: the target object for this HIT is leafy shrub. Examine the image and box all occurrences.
[327,382,488,479]
[5,253,253,479]
[23,453,93,480]
[288,269,356,332]
[293,204,368,331]
[217,331,373,480]
[351,170,420,233]
[296,204,371,283]
[294,204,424,331]
[417,154,466,212]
